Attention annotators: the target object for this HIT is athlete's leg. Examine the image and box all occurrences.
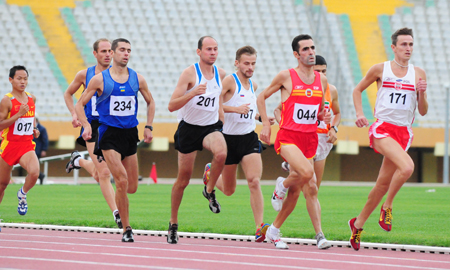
[202,131,227,193]
[0,157,13,204]
[18,151,40,193]
[170,151,197,224]
[216,164,238,196]
[241,153,264,227]
[77,158,96,180]
[122,153,139,194]
[354,137,413,228]
[302,173,322,234]
[102,149,129,232]
[273,145,314,228]
[86,142,117,212]
[314,159,327,189]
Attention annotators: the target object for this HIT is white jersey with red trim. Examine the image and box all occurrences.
[374,61,417,127]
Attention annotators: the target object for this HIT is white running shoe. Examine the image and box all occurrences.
[281,161,290,172]
[315,232,332,249]
[266,226,289,249]
[271,177,287,212]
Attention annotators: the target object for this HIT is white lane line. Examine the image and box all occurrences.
[3,233,449,265]
[1,241,447,270]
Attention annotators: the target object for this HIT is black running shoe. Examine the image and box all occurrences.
[114,213,123,229]
[202,186,221,214]
[167,222,179,244]
[122,227,134,242]
[65,151,81,173]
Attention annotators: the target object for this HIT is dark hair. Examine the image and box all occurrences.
[9,65,28,79]
[235,45,257,61]
[198,36,216,50]
[112,38,131,51]
[391,27,413,45]
[291,34,313,52]
[315,55,327,66]
[93,38,110,52]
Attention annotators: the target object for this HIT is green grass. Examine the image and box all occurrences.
[1,184,449,247]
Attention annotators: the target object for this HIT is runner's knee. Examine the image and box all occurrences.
[247,177,260,191]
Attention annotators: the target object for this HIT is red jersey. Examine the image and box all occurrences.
[279,69,323,133]
[1,92,35,142]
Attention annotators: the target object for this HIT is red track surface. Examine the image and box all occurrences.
[1,227,449,270]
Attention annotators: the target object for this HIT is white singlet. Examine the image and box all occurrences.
[177,63,222,126]
[374,61,417,127]
[223,74,256,135]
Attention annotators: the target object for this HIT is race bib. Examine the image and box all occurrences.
[384,91,412,110]
[293,103,319,124]
[193,91,218,112]
[110,96,135,116]
[235,106,255,123]
[91,95,99,116]
[13,117,34,136]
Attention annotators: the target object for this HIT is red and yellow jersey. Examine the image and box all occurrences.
[1,92,35,142]
[317,83,332,134]
[279,69,323,133]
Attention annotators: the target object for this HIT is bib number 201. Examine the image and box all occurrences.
[196,96,216,108]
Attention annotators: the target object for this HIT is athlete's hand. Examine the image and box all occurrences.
[324,110,332,125]
[71,113,81,128]
[18,104,29,116]
[144,128,153,143]
[417,78,427,93]
[33,128,40,138]
[355,115,369,128]
[327,129,337,143]
[260,125,271,145]
[192,82,207,96]
[81,125,92,141]
[268,116,276,125]
[236,103,250,115]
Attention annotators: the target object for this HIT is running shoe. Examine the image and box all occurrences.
[379,206,392,232]
[271,177,287,212]
[281,161,290,172]
[17,189,27,215]
[202,186,221,213]
[315,232,331,249]
[114,212,123,229]
[348,217,363,251]
[255,223,270,242]
[65,151,81,173]
[167,222,179,244]
[202,163,211,185]
[122,226,134,242]
[266,226,289,249]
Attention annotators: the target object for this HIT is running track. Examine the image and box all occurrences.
[1,227,449,270]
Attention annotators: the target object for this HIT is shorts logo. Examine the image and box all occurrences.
[305,89,313,97]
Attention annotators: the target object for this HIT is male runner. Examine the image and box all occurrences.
[349,27,428,251]
[167,36,227,244]
[202,46,276,242]
[0,66,40,215]
[257,35,330,249]
[63,38,121,228]
[75,38,155,242]
[275,55,341,189]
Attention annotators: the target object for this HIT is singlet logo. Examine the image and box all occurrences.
[305,89,313,97]
[395,79,402,90]
[313,86,319,90]
[14,105,20,111]
[119,86,126,92]
[294,85,303,90]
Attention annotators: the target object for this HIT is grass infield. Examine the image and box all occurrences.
[1,183,449,247]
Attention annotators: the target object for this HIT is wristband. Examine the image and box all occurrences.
[145,125,153,131]
[258,115,262,122]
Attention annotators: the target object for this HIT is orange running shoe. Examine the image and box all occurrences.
[379,207,392,232]
[255,223,270,242]
[348,217,363,251]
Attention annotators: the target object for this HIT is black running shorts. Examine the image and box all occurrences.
[77,119,100,147]
[224,131,265,165]
[174,120,223,154]
[94,125,139,160]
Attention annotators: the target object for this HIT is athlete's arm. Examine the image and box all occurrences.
[317,73,328,122]
[327,84,341,143]
[273,102,282,124]
[257,70,289,145]
[63,69,87,128]
[168,66,202,112]
[138,74,155,144]
[221,75,250,114]
[353,63,383,127]
[31,94,40,138]
[415,67,428,116]
[0,96,28,131]
[75,73,102,140]
[218,68,226,123]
